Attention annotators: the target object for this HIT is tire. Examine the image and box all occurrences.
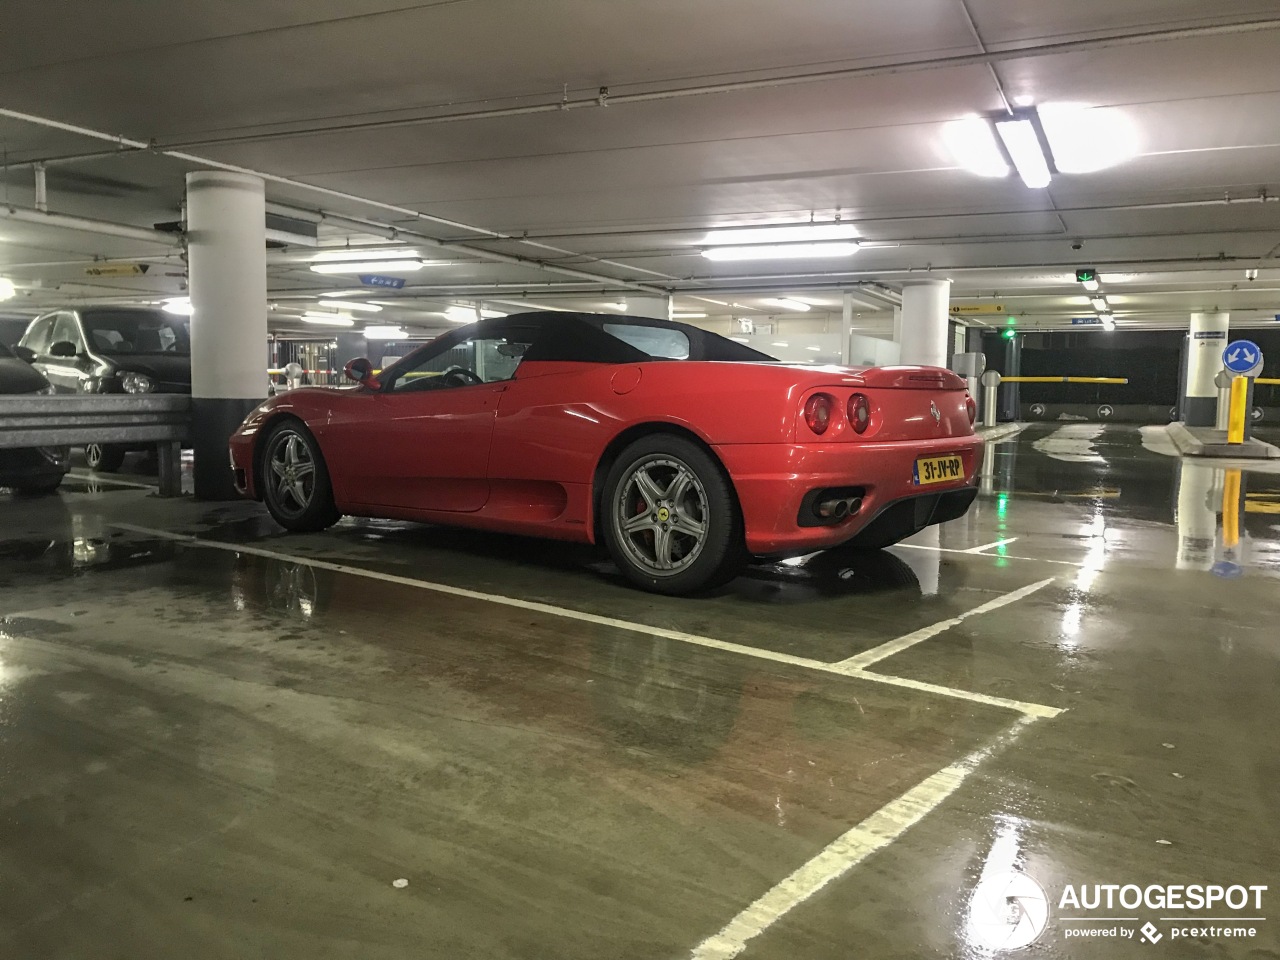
[260,420,341,532]
[601,434,745,595]
[85,443,126,472]
[14,475,65,496]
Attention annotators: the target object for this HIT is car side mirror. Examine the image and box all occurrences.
[12,344,37,364]
[344,357,380,388]
[49,340,79,358]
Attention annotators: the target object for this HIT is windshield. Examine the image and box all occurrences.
[82,310,190,356]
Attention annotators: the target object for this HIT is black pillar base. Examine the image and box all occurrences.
[192,397,262,500]
[1183,396,1217,427]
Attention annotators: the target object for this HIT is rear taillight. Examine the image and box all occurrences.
[848,393,871,434]
[804,393,835,435]
[965,394,977,424]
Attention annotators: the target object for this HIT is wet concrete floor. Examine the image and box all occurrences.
[1,424,1277,958]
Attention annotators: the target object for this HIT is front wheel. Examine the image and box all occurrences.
[260,422,341,532]
[601,435,745,595]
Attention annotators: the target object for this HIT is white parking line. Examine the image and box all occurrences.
[962,536,1019,554]
[831,577,1055,672]
[110,523,1063,719]
[66,472,157,490]
[690,715,1040,959]
[893,542,1085,567]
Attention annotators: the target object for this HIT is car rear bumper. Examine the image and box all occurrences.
[714,436,983,555]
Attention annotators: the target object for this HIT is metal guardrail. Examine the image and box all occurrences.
[0,394,190,496]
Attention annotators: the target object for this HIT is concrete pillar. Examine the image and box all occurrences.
[892,306,902,344]
[898,279,951,368]
[620,295,671,321]
[1184,311,1229,427]
[187,171,268,500]
[840,291,854,365]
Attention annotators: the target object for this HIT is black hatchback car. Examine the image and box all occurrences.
[0,340,71,494]
[18,307,191,471]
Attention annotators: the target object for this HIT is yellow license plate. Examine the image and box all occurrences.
[913,455,964,486]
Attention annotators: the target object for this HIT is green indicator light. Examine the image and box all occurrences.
[1002,328,1017,340]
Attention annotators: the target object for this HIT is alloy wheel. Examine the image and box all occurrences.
[268,432,317,517]
[614,456,710,576]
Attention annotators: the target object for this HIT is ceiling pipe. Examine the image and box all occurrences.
[480,191,1280,244]
[0,107,673,293]
[144,18,1280,149]
[0,203,180,246]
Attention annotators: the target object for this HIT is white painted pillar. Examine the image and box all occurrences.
[898,279,950,368]
[187,171,268,499]
[840,291,854,364]
[620,295,671,321]
[892,306,902,344]
[1175,461,1220,570]
[1184,311,1229,427]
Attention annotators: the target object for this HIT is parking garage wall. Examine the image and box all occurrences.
[982,329,1280,423]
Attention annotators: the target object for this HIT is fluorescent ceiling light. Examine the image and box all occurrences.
[318,299,381,313]
[994,117,1052,188]
[1100,315,1116,330]
[805,345,822,351]
[608,300,628,311]
[311,248,420,263]
[1090,296,1109,311]
[701,223,859,246]
[310,260,423,274]
[364,325,407,339]
[1080,277,1100,292]
[703,242,859,262]
[0,278,16,301]
[1038,104,1137,173]
[445,306,477,323]
[762,297,812,312]
[730,336,750,343]
[302,313,355,327]
[162,296,193,316]
[771,341,789,347]
[942,117,1010,178]
[672,311,707,319]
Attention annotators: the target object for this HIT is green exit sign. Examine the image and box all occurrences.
[1076,268,1098,284]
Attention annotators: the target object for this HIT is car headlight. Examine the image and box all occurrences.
[120,372,156,394]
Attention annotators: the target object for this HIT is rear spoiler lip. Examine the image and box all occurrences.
[816,365,970,391]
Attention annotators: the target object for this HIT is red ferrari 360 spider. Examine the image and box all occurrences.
[229,312,981,594]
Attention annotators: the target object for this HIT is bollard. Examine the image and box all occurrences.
[980,370,1001,427]
[1227,376,1249,444]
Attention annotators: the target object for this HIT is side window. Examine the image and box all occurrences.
[386,331,537,393]
[51,313,83,352]
[22,315,55,354]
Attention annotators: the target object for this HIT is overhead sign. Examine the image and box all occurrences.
[359,274,406,289]
[1071,317,1102,325]
[1075,268,1098,285]
[84,263,149,277]
[1193,330,1226,339]
[1223,339,1264,377]
[949,303,1006,315]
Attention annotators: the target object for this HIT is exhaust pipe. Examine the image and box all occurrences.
[816,498,844,519]
[814,494,863,522]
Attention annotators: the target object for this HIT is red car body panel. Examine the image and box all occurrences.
[229,353,982,556]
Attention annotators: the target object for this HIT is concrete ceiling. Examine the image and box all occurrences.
[1,0,1280,339]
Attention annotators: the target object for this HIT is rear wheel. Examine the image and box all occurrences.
[85,443,126,472]
[260,422,340,532]
[602,435,745,595]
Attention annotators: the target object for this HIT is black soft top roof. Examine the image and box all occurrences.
[485,311,777,364]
